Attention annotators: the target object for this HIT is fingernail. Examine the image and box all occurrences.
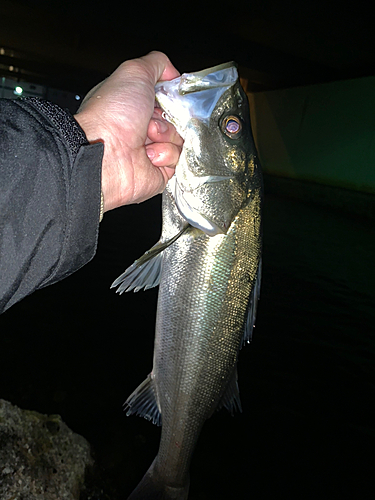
[154,119,168,134]
[146,148,155,160]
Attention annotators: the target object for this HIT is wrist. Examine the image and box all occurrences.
[74,111,129,213]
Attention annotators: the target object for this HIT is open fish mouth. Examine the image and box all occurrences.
[155,62,238,135]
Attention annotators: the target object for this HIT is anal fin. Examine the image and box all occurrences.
[124,373,161,426]
[217,366,242,416]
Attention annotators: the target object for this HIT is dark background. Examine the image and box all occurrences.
[1,1,375,499]
[1,0,375,94]
[1,188,374,499]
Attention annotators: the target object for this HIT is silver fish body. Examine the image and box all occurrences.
[113,62,262,499]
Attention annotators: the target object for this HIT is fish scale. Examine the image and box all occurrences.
[154,187,261,489]
[112,62,262,499]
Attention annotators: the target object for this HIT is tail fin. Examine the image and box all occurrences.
[128,459,189,500]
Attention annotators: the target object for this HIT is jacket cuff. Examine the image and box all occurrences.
[56,141,104,280]
[19,97,104,283]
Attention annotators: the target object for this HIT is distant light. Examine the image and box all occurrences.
[14,86,23,96]
[75,94,81,101]
[9,65,14,71]
[0,48,4,55]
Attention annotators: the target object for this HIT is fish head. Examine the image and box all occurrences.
[155,62,258,236]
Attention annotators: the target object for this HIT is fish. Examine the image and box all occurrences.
[112,62,263,499]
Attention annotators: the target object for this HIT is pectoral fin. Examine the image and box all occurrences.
[111,225,189,293]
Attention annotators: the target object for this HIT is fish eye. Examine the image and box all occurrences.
[222,115,242,139]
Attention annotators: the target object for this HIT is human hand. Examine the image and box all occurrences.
[74,51,183,213]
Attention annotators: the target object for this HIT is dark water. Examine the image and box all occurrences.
[1,181,374,499]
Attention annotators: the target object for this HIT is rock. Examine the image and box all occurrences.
[0,399,94,500]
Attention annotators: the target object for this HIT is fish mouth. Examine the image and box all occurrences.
[172,176,231,236]
[155,63,238,132]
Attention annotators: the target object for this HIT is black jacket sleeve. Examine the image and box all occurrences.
[0,97,104,314]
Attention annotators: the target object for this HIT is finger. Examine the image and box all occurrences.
[144,109,166,144]
[132,147,178,204]
[145,142,182,169]
[140,51,180,85]
[151,107,165,120]
[147,118,184,147]
[144,109,164,144]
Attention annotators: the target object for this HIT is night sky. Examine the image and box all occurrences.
[1,0,375,93]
